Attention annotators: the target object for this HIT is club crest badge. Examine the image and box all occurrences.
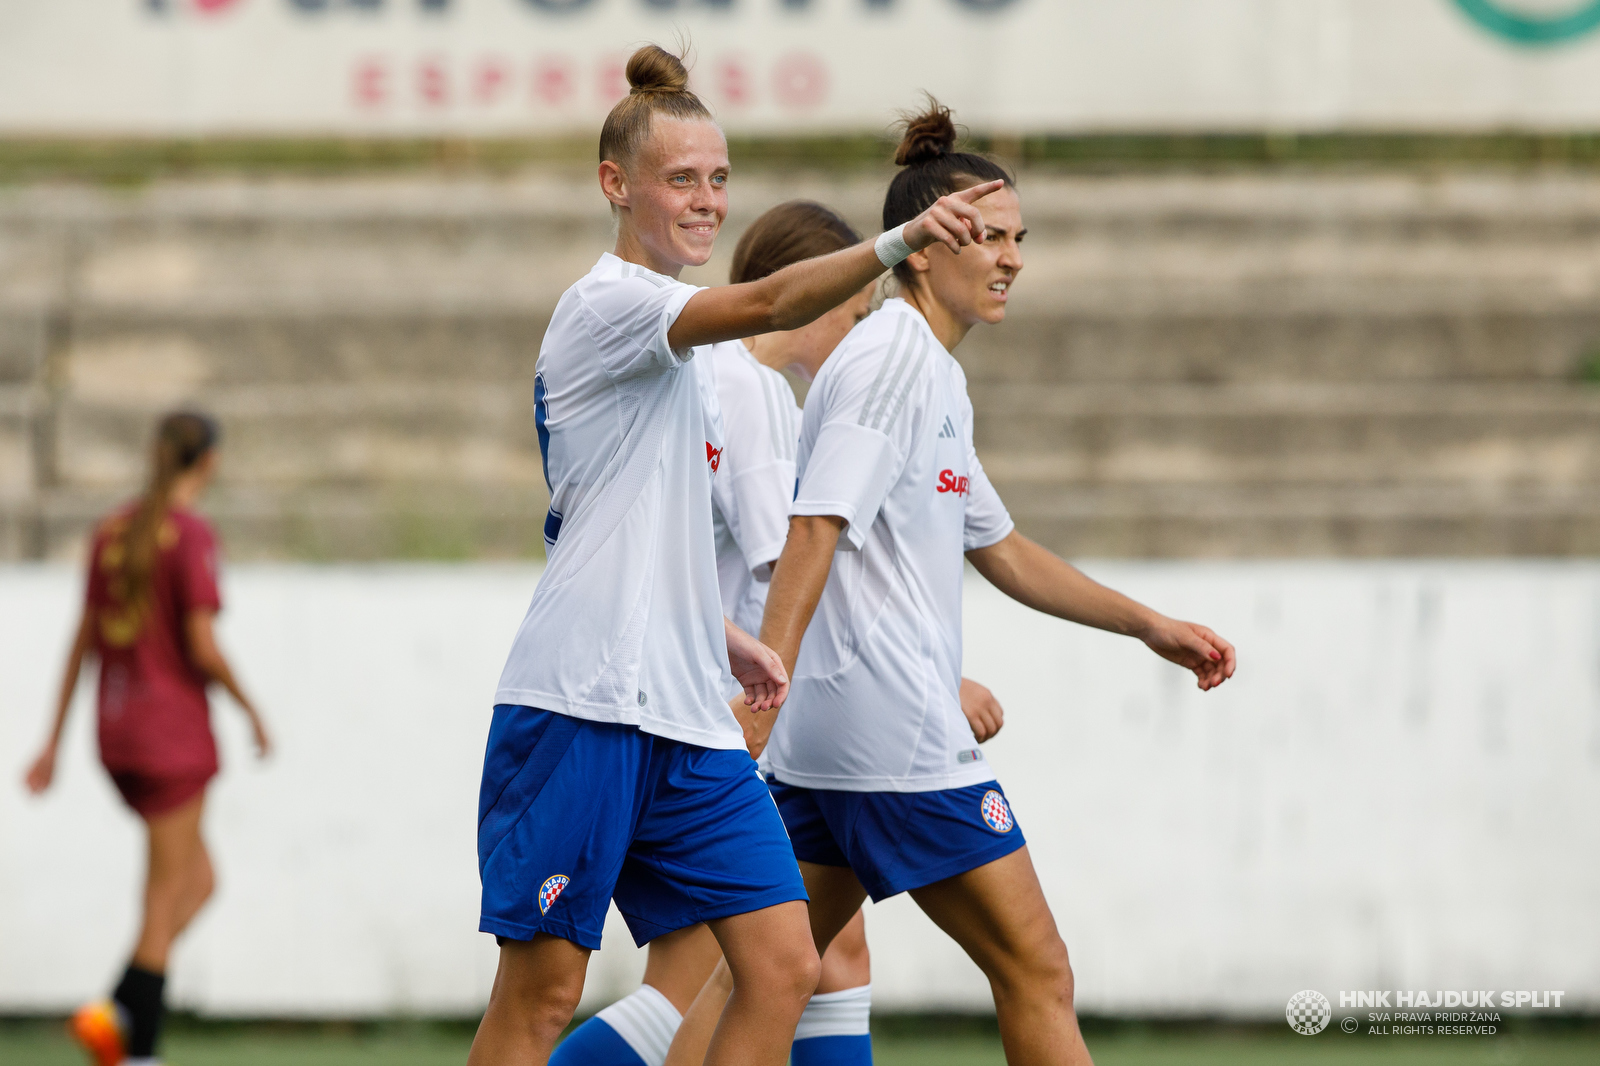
[539,874,570,915]
[980,789,1013,833]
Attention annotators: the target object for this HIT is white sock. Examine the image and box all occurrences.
[595,984,683,1066]
[795,983,872,1039]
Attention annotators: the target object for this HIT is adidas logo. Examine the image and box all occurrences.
[937,415,957,439]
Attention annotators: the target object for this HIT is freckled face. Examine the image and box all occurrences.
[615,116,730,270]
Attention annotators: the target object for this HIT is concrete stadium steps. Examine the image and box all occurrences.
[962,309,1600,384]
[3,171,1599,559]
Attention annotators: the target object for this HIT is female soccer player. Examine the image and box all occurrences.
[24,410,270,1066]
[748,104,1237,1065]
[554,200,1008,1066]
[466,47,1003,1066]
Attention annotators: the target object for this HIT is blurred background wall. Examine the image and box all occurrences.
[3,0,1600,1020]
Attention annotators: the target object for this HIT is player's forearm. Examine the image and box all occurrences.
[759,515,844,677]
[47,617,93,743]
[671,244,885,348]
[967,531,1160,639]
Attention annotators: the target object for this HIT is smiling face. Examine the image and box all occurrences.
[600,115,730,276]
[904,184,1025,335]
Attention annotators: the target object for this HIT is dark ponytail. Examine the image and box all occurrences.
[882,98,1014,284]
[116,411,219,618]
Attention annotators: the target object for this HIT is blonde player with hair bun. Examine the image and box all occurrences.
[468,47,1004,1066]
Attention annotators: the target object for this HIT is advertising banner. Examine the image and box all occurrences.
[3,1,1600,136]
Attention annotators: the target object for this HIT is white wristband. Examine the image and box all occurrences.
[874,224,913,268]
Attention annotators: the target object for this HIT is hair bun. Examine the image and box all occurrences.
[894,100,958,166]
[626,44,691,95]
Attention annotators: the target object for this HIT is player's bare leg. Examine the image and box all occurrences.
[468,934,591,1066]
[909,847,1091,1066]
[132,791,212,971]
[696,900,819,1066]
[816,908,870,991]
[642,923,725,1012]
[665,862,866,1066]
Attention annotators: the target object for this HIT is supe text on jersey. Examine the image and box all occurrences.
[936,470,969,497]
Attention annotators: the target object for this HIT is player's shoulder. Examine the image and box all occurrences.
[573,253,689,314]
[169,508,217,547]
[818,300,936,395]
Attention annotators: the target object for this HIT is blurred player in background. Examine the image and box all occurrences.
[23,410,270,1066]
[467,46,999,1066]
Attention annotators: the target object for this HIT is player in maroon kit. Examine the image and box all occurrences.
[24,410,270,1066]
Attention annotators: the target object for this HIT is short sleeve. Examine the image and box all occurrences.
[579,270,704,380]
[712,353,798,577]
[793,335,932,552]
[173,519,222,615]
[963,451,1015,551]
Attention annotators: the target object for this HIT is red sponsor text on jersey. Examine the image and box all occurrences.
[706,442,723,472]
[936,469,970,497]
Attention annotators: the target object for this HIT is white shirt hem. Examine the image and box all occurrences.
[767,763,998,794]
[492,690,747,751]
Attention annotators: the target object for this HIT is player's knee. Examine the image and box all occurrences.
[994,933,1074,1010]
[738,939,821,1006]
[193,853,216,903]
[1030,936,1075,1010]
[820,934,871,991]
[502,973,584,1041]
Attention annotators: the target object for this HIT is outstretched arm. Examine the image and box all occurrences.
[966,530,1236,691]
[186,610,272,757]
[24,607,95,794]
[668,180,1004,350]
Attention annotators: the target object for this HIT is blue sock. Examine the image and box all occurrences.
[792,984,873,1066]
[792,1033,873,1066]
[552,985,681,1066]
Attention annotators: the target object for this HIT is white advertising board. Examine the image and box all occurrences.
[1,562,1596,1017]
[5,1,1600,136]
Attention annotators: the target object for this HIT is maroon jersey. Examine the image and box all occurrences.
[86,505,222,775]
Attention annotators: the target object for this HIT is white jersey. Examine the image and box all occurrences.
[495,253,742,751]
[767,298,1015,792]
[699,341,802,636]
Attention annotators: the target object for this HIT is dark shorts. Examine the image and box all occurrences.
[107,767,214,819]
[477,706,808,951]
[768,777,1027,902]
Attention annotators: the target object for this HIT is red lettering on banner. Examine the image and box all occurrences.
[353,57,389,107]
[716,56,753,109]
[532,55,575,106]
[417,56,450,106]
[474,57,511,104]
[596,56,628,105]
[773,52,827,110]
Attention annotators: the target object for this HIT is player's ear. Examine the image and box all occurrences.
[599,160,630,209]
[902,248,932,275]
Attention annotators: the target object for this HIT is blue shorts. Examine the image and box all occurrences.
[478,706,807,950]
[768,777,1027,902]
